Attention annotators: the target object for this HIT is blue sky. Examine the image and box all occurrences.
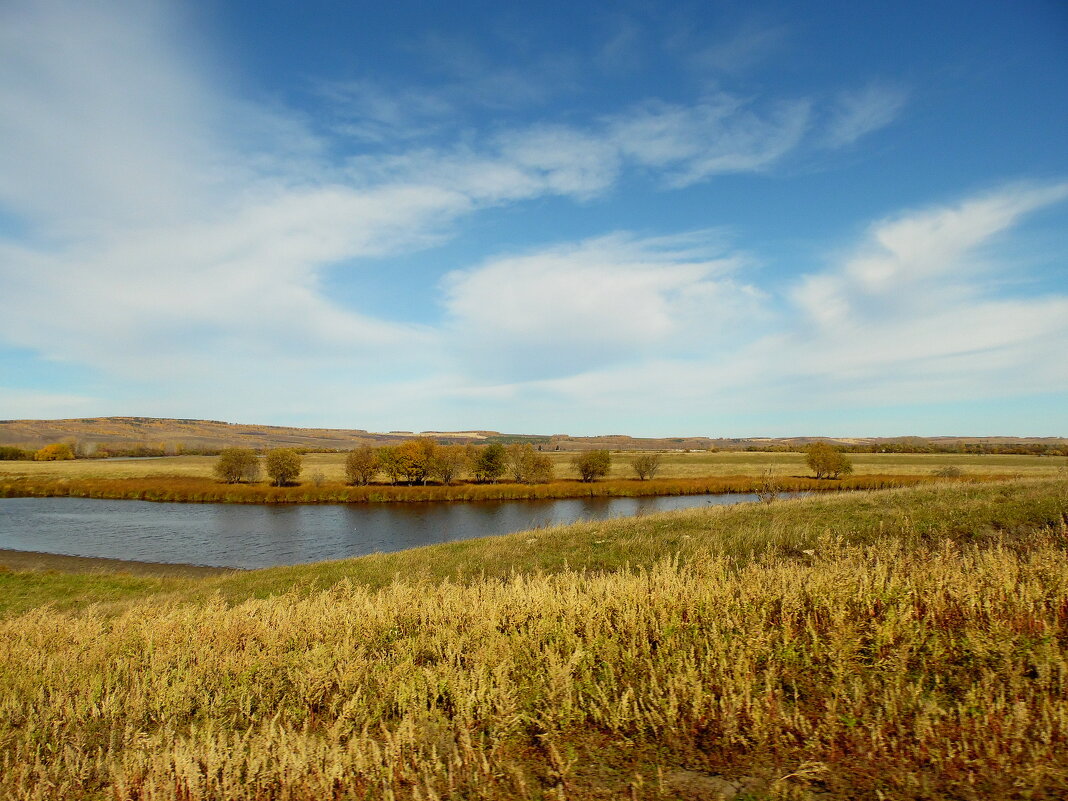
[1,0,1066,436]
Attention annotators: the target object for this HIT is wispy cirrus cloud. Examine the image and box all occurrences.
[792,181,1068,328]
[439,182,1068,428]
[823,83,908,148]
[689,22,789,75]
[344,94,814,199]
[442,231,765,380]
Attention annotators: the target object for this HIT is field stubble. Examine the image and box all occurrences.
[1,479,1068,799]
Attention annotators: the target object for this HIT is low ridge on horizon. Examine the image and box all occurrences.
[1,416,1063,453]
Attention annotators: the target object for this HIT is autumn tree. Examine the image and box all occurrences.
[505,443,554,484]
[630,452,662,480]
[505,443,534,483]
[471,442,506,483]
[0,446,33,461]
[344,446,379,485]
[805,442,853,479]
[33,443,75,461]
[572,450,611,482]
[396,438,438,484]
[376,446,404,485]
[430,444,469,485]
[527,452,554,483]
[213,447,261,483]
[265,448,302,486]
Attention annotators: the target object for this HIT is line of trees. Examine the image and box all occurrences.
[0,446,35,461]
[344,441,555,486]
[213,447,304,486]
[339,443,663,485]
[0,443,78,461]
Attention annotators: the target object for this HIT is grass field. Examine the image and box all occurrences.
[1,451,1063,506]
[2,450,1065,481]
[2,478,1068,799]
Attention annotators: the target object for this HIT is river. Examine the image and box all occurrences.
[0,493,784,569]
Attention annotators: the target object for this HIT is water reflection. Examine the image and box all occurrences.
[0,492,785,569]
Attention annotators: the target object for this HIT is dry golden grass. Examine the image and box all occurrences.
[0,454,218,479]
[1,479,1068,798]
[2,450,1063,483]
[590,450,1067,479]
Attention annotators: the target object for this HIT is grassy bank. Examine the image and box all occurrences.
[0,472,1010,504]
[2,479,1067,799]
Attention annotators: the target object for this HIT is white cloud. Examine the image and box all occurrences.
[792,182,1068,328]
[0,389,99,419]
[435,183,1068,428]
[690,23,789,75]
[345,95,813,200]
[824,83,908,148]
[595,17,644,73]
[319,80,457,144]
[1,0,812,403]
[611,96,810,186]
[0,0,223,235]
[442,232,766,380]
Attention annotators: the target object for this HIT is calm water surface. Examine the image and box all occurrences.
[0,493,778,569]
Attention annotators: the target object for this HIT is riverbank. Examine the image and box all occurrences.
[0,471,1005,503]
[2,478,1067,799]
[0,548,236,577]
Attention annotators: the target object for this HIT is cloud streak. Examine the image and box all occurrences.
[515,182,1068,425]
[442,232,765,380]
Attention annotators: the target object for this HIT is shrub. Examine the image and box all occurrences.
[805,442,853,479]
[0,446,33,461]
[630,453,662,480]
[376,446,404,485]
[396,438,437,485]
[932,466,964,478]
[430,444,469,485]
[34,443,75,461]
[572,450,611,482]
[528,452,555,484]
[755,468,782,504]
[344,446,379,485]
[265,448,302,486]
[471,443,506,483]
[505,443,554,484]
[212,448,260,484]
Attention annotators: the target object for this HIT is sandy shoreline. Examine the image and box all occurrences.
[0,548,238,577]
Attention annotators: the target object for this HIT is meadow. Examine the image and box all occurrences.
[1,478,1067,799]
[0,451,1062,505]
[2,450,1064,481]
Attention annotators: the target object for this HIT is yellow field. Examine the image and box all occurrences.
[1,479,1067,799]
[2,449,1063,483]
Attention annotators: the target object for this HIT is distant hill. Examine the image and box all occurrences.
[0,417,1064,455]
[0,417,501,454]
